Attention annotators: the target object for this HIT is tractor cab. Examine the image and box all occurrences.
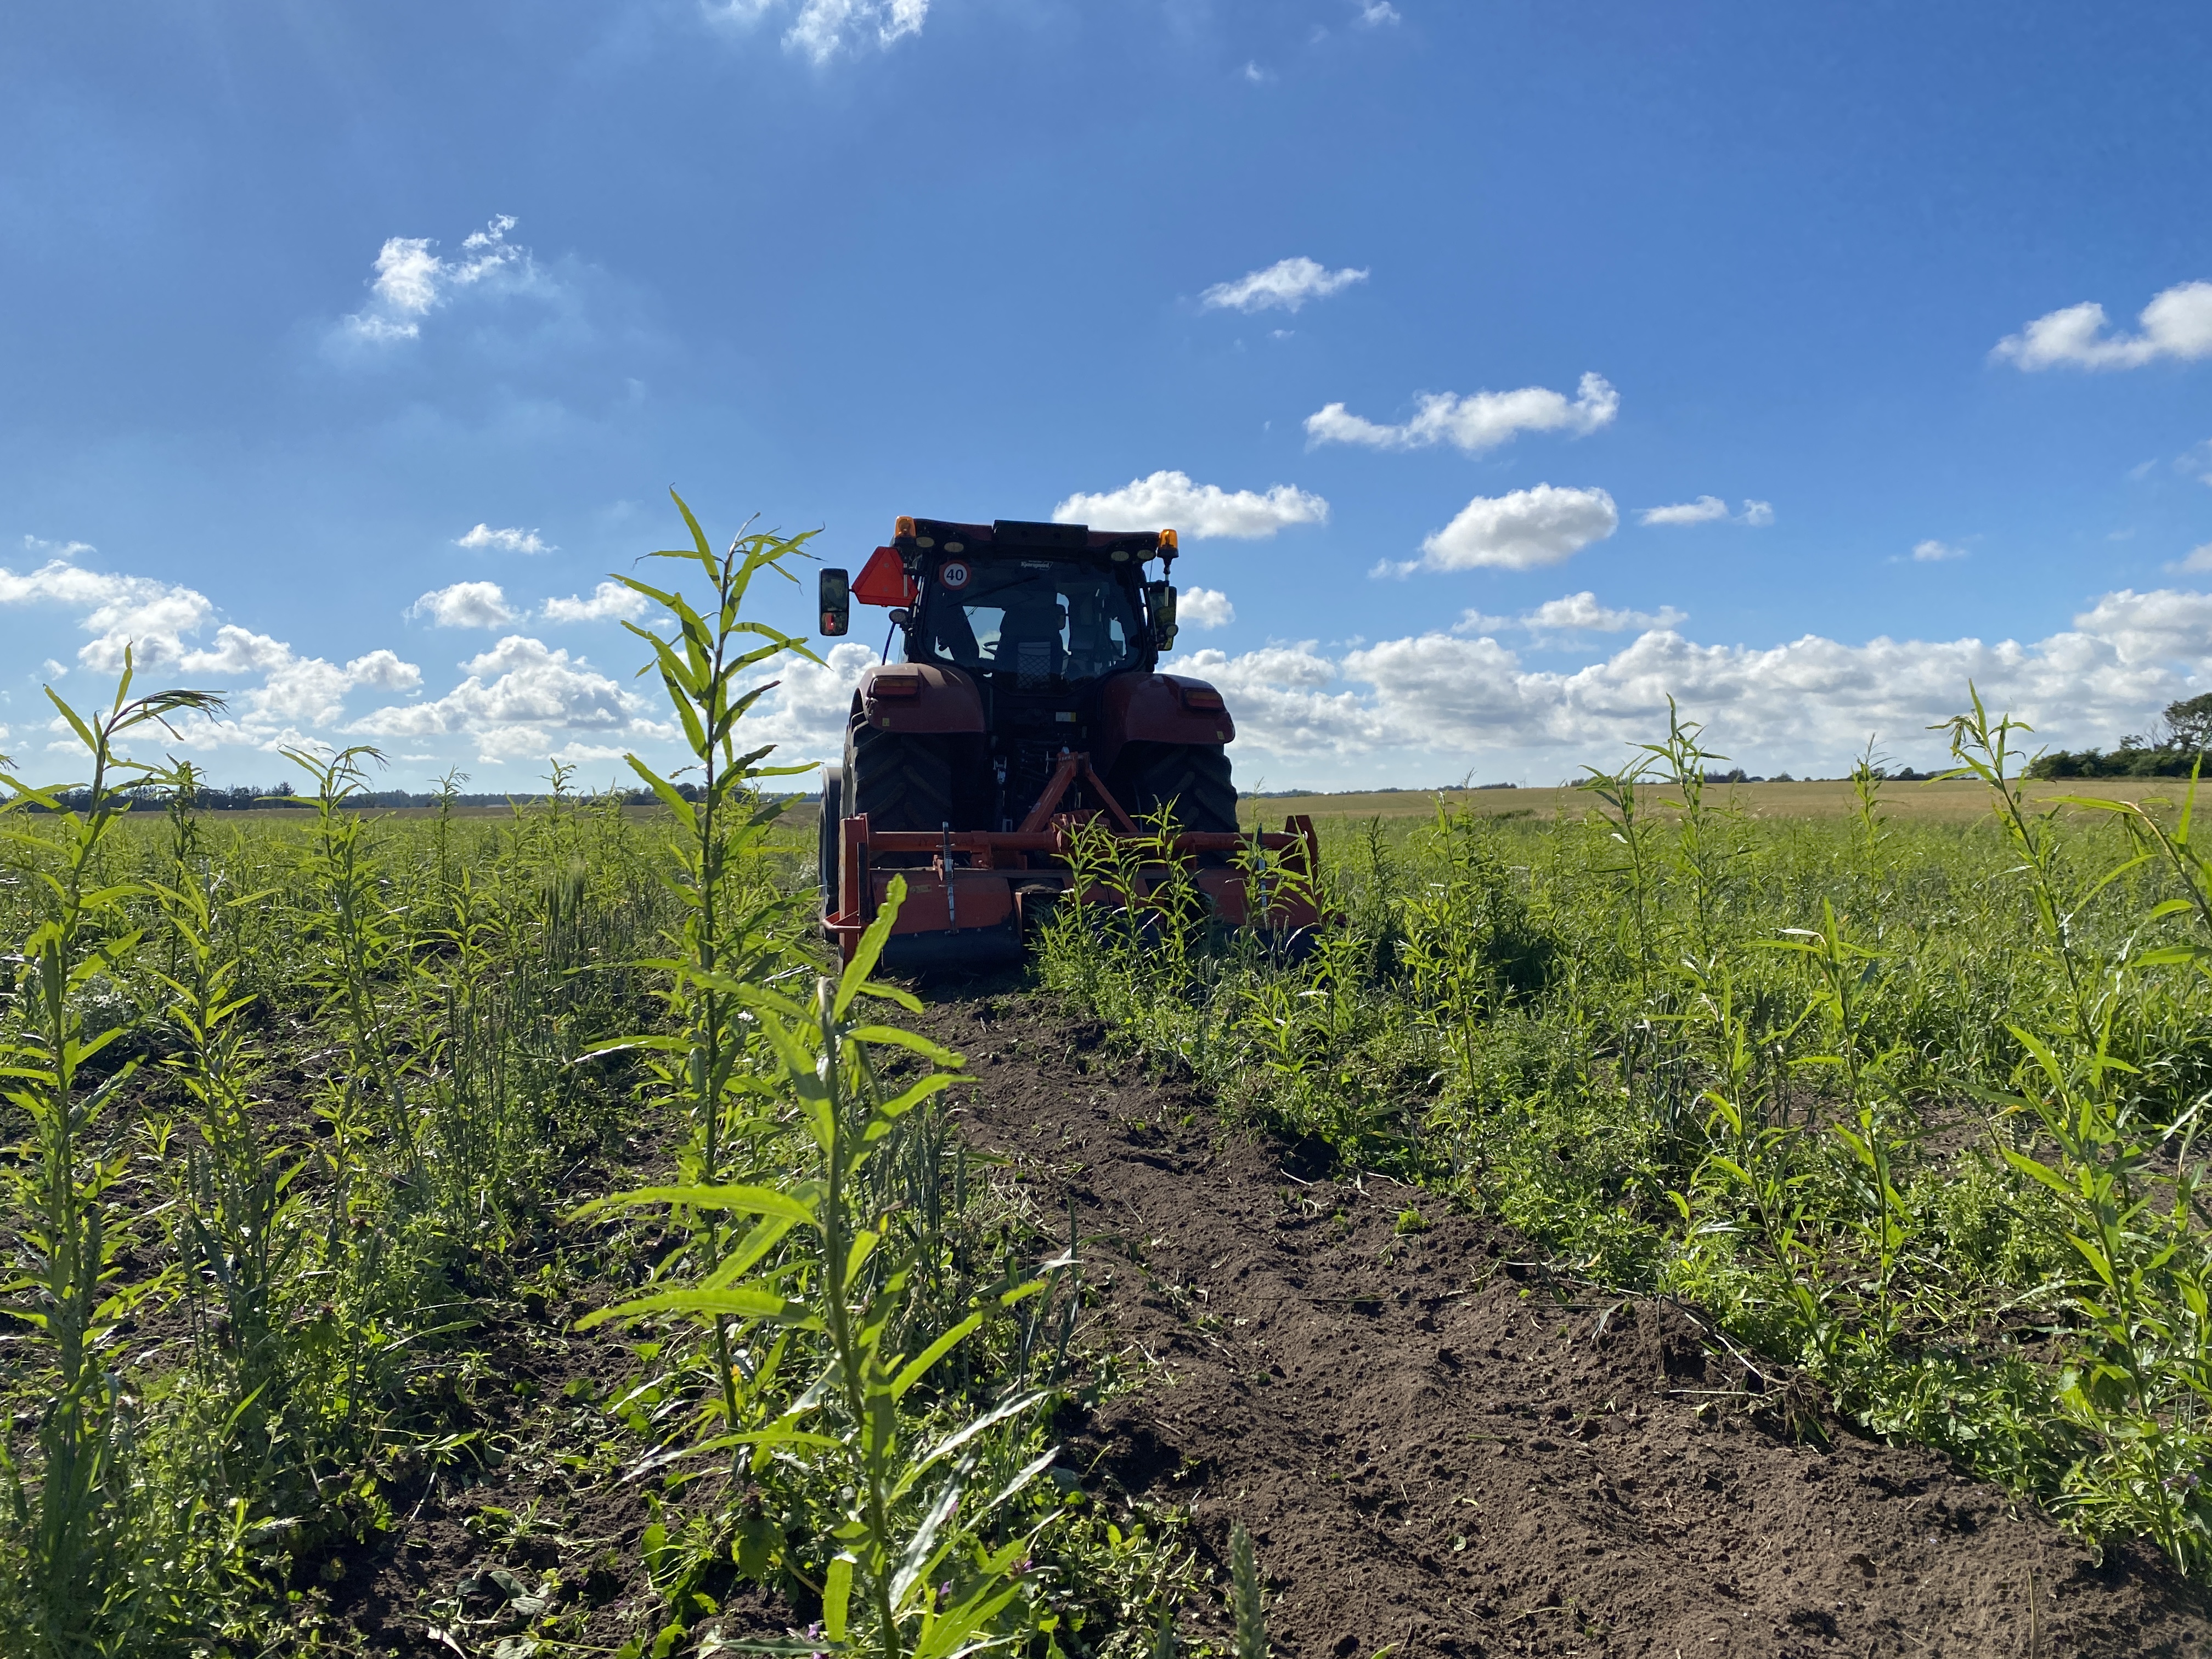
[914,557,1148,687]
[848,518,1173,667]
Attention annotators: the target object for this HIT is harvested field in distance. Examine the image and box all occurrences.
[786,776,2193,844]
[1237,775,2191,826]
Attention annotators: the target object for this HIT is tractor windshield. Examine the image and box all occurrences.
[918,561,1144,686]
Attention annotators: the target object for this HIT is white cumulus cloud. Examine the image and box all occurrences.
[1,539,423,755]
[353,635,665,763]
[343,650,422,692]
[1911,540,1968,563]
[542,582,649,624]
[1357,1,1401,23]
[2168,544,2212,574]
[3,537,215,670]
[1639,496,1774,528]
[457,523,555,555]
[1200,257,1369,315]
[1393,484,1620,573]
[410,582,516,629]
[1179,588,1235,630]
[708,0,928,63]
[1166,643,1379,755]
[1521,592,1686,633]
[741,640,877,763]
[789,0,927,61]
[1164,585,2212,779]
[1451,610,1513,636]
[1053,471,1329,539]
[1305,373,1618,454]
[168,630,426,735]
[336,216,546,347]
[1994,281,2212,371]
[1640,495,1729,526]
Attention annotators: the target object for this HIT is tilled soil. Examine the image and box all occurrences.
[923,992,2212,1658]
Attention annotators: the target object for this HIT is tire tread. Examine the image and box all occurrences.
[845,719,957,831]
[1112,742,1237,833]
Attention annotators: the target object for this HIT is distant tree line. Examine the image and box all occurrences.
[2026,693,2212,780]
[7,781,721,814]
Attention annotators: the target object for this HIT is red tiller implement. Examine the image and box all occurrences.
[822,748,1324,972]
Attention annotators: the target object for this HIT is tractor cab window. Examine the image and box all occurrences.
[919,561,1142,686]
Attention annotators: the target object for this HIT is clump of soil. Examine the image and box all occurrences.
[926,992,2212,1657]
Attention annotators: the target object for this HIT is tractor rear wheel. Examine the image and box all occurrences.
[844,718,958,832]
[1110,742,1238,833]
[817,763,844,922]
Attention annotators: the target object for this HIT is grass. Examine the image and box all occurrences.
[1041,698,2212,1583]
[0,495,1194,1658]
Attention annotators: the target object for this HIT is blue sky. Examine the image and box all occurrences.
[4,1,2210,789]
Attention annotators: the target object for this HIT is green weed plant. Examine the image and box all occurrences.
[1038,684,2212,1582]
[0,495,1181,1655]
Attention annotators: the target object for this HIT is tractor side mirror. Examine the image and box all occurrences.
[819,567,850,637]
[1147,582,1179,651]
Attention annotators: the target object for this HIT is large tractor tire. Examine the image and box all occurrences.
[817,764,844,922]
[1109,742,1238,833]
[843,718,958,832]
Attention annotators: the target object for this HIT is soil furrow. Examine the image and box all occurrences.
[930,993,2212,1658]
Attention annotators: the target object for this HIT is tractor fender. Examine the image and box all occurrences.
[1096,673,1235,776]
[853,662,985,735]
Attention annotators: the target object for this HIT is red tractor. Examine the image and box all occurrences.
[816,515,1321,972]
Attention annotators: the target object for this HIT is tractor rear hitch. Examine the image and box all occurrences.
[821,748,1323,969]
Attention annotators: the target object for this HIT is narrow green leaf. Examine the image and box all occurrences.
[849,1026,967,1068]
[890,1311,983,1400]
[824,1555,855,1641]
[890,1472,967,1612]
[574,1286,797,1328]
[625,755,697,831]
[864,1072,955,1138]
[915,1389,1051,1474]
[569,1184,817,1226]
[837,873,909,1019]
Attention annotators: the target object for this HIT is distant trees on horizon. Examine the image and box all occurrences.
[2027,692,2212,780]
[6,780,718,813]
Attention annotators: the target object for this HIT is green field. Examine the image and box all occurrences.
[0,525,1157,1658]
[12,535,2212,1655]
[1041,712,2212,1583]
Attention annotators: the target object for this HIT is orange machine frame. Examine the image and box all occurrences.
[822,748,1323,964]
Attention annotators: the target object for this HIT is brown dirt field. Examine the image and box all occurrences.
[921,991,2212,1658]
